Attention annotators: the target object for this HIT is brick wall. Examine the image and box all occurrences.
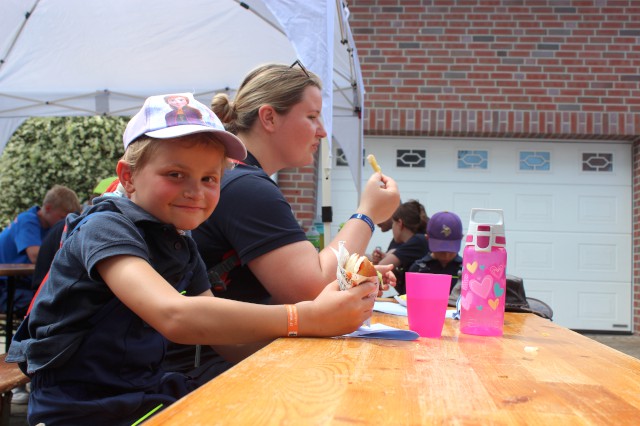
[284,0,640,331]
[278,155,319,233]
[349,0,640,140]
[346,0,640,332]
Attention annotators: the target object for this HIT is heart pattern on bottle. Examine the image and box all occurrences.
[461,274,469,291]
[490,264,504,279]
[465,261,478,274]
[488,298,500,310]
[493,283,504,297]
[469,275,493,299]
[461,292,473,310]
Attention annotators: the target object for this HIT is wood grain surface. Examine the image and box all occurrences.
[0,264,35,277]
[0,354,29,393]
[145,312,640,425]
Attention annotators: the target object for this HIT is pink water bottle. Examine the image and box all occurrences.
[460,208,507,336]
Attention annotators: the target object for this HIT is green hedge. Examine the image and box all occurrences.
[0,116,128,227]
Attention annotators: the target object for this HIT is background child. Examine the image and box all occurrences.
[7,93,377,426]
[409,211,463,294]
[375,199,429,294]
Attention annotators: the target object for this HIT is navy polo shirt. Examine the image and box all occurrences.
[193,153,307,303]
[9,196,210,374]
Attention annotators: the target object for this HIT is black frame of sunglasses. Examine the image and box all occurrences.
[289,59,310,77]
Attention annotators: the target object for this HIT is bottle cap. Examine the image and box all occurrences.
[465,208,506,251]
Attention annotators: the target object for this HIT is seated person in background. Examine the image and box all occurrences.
[31,218,68,291]
[409,211,463,294]
[0,184,81,313]
[32,177,117,289]
[376,199,429,295]
[8,93,379,426]
[370,200,403,264]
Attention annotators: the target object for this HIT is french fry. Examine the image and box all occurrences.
[367,154,381,173]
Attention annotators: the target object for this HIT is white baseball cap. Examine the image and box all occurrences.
[123,93,246,161]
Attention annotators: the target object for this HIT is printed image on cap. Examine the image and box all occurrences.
[123,92,246,161]
[164,94,205,126]
[134,93,224,140]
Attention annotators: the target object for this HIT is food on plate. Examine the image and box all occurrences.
[344,253,378,287]
[367,154,381,173]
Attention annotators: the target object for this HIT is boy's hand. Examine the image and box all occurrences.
[302,279,377,337]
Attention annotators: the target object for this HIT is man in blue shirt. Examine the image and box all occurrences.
[0,184,81,313]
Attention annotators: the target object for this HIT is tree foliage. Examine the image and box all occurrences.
[0,116,128,227]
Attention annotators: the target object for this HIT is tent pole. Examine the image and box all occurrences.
[321,137,332,244]
[0,1,40,74]
[357,116,363,198]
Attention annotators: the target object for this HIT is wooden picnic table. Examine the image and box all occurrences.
[145,311,640,425]
[0,264,34,353]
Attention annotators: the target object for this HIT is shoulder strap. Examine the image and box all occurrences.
[207,251,240,291]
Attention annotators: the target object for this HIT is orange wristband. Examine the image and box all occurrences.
[285,304,298,337]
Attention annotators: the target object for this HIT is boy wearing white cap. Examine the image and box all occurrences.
[409,211,464,294]
[7,93,378,426]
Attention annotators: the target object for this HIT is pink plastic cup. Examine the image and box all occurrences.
[405,272,451,338]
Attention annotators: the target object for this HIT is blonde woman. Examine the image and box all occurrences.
[193,62,400,304]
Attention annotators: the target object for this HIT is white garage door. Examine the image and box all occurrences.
[326,137,632,332]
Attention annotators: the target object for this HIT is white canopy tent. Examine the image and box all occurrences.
[0,0,365,233]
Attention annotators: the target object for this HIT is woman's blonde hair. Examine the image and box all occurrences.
[211,63,322,135]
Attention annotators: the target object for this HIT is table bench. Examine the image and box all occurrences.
[0,353,30,426]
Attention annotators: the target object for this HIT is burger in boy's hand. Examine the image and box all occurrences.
[344,253,379,287]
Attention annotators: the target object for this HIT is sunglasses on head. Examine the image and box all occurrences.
[289,59,310,77]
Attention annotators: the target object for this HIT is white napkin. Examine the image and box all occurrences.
[374,301,408,316]
[342,323,419,341]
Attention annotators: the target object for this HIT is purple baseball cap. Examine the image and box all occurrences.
[122,93,246,161]
[427,211,463,253]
